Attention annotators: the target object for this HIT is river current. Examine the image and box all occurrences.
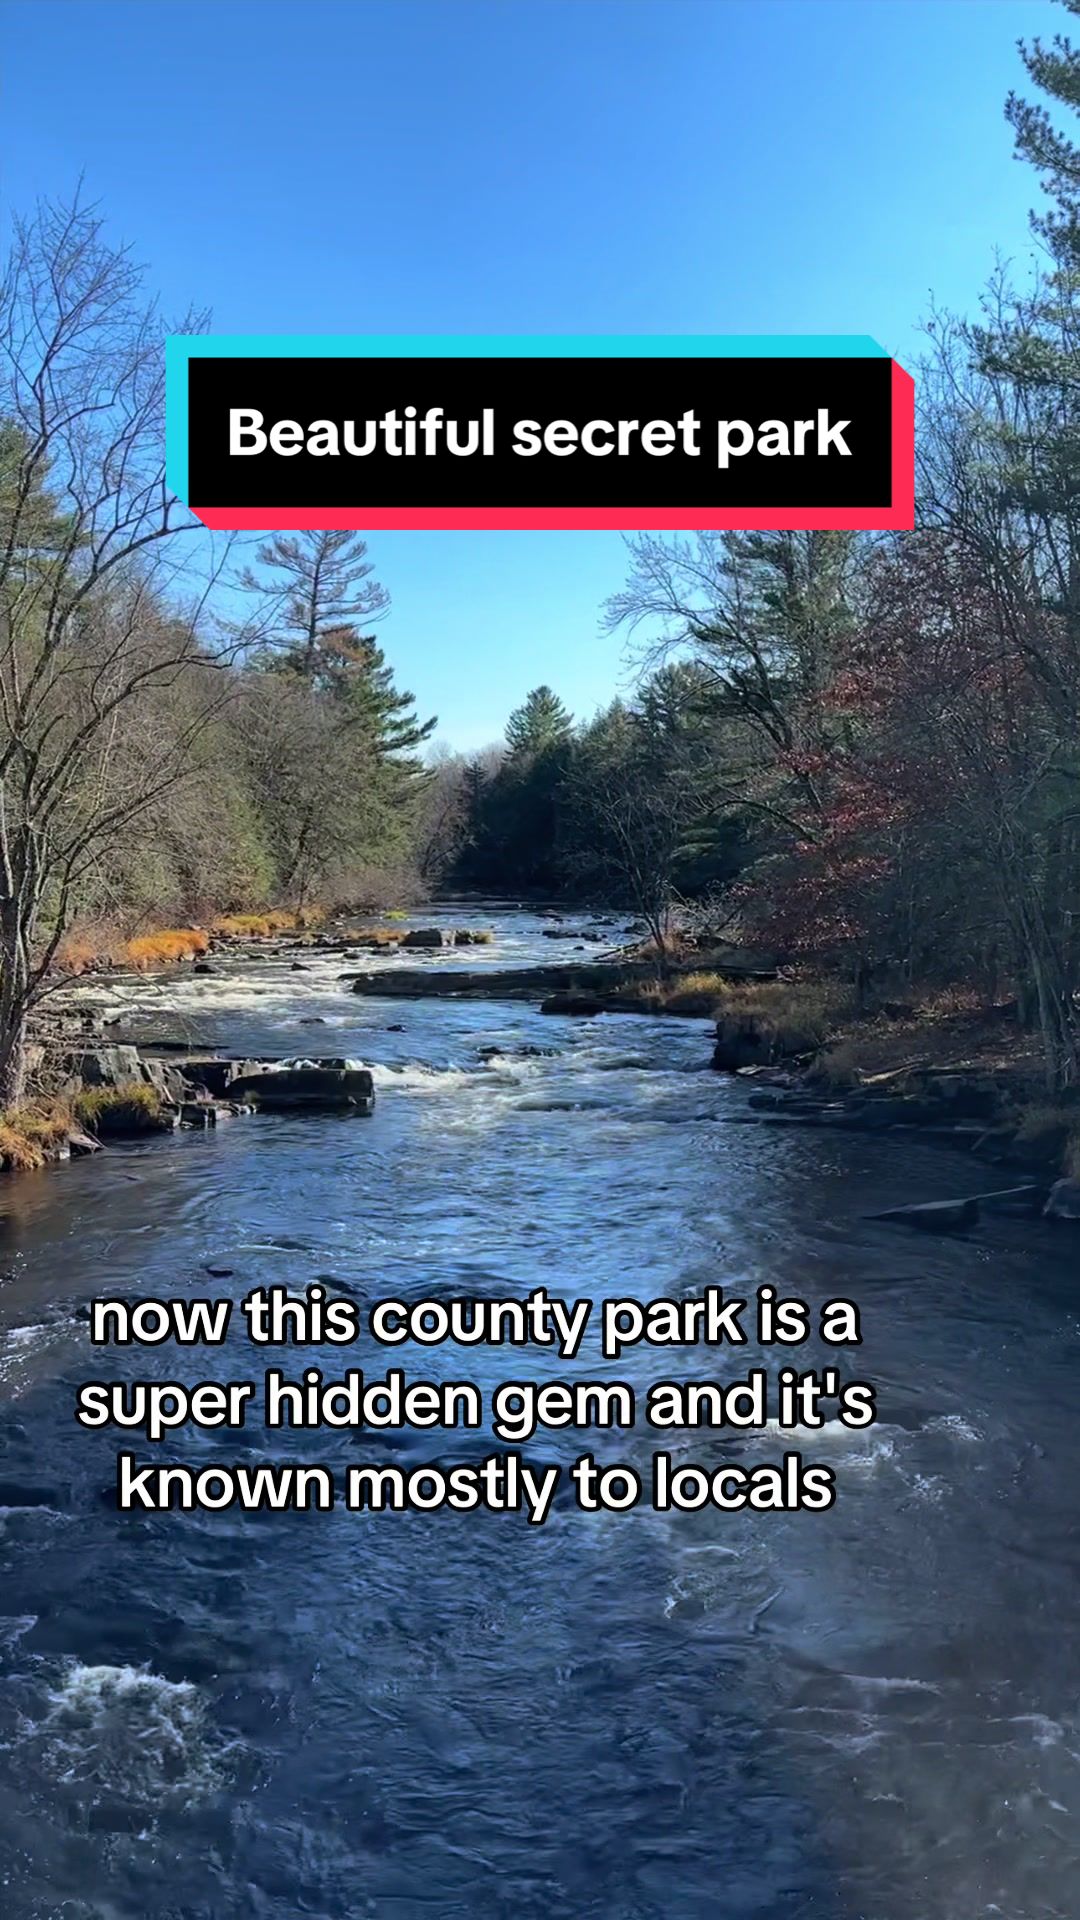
[0,906,1077,1919]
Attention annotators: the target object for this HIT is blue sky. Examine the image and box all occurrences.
[3,0,1063,748]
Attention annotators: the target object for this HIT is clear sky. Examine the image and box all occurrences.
[3,0,1063,748]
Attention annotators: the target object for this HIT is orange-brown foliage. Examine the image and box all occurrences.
[56,925,210,973]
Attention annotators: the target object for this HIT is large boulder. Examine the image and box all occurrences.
[181,1057,264,1100]
[400,928,446,950]
[64,1045,142,1089]
[1045,1178,1080,1221]
[228,1064,376,1113]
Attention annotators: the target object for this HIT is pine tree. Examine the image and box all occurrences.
[318,626,435,758]
[244,529,390,679]
[0,420,78,561]
[505,685,572,757]
[1007,1,1080,271]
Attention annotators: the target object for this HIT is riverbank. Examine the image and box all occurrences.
[703,983,1080,1213]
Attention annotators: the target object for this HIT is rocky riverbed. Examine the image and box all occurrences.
[20,905,1080,1231]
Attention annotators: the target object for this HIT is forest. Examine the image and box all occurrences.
[4,3,1080,1106]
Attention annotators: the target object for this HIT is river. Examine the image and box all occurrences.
[0,905,1076,1919]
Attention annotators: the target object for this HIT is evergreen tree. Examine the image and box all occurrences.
[244,530,390,679]
[309,623,435,870]
[0,420,77,563]
[505,685,572,757]
[1007,1,1080,272]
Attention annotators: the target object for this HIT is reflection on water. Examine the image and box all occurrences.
[0,908,1077,1917]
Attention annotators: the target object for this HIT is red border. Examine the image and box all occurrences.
[193,359,915,533]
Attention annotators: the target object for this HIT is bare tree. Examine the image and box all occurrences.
[0,195,239,1102]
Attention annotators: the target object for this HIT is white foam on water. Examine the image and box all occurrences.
[4,1323,49,1349]
[1007,1713,1066,1748]
[35,1662,224,1809]
[368,1061,504,1093]
[0,1615,36,1650]
[924,1412,983,1444]
[749,1417,899,1468]
[909,1472,947,1502]
[837,1672,942,1700]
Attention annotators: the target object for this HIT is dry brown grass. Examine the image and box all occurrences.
[810,1038,868,1089]
[1014,1102,1076,1144]
[73,1081,168,1136]
[0,1100,75,1171]
[124,929,210,967]
[615,970,732,1017]
[56,925,210,973]
[1005,1101,1080,1176]
[613,973,850,1052]
[713,979,850,1055]
[212,908,323,938]
[0,1082,174,1171]
[55,906,329,973]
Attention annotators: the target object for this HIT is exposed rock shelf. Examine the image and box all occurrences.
[348,959,773,1004]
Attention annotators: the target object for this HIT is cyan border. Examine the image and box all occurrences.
[165,332,887,504]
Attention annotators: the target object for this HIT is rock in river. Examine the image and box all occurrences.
[228,1063,376,1114]
[64,1045,142,1088]
[400,928,447,949]
[540,993,609,1017]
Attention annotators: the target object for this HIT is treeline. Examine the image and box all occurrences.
[0,448,435,925]
[0,191,436,1102]
[427,6,1080,1092]
[96,528,437,924]
[423,676,748,944]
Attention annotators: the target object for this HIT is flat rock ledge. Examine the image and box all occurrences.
[348,960,772,1004]
[4,1049,379,1177]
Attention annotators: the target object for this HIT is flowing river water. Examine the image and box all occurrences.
[0,906,1077,1919]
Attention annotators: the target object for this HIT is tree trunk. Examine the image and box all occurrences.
[0,898,32,1110]
[1022,914,1080,1092]
[0,1007,28,1109]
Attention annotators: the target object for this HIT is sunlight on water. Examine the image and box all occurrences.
[0,908,1076,1918]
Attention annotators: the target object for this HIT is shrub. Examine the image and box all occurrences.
[811,1039,864,1089]
[712,980,849,1057]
